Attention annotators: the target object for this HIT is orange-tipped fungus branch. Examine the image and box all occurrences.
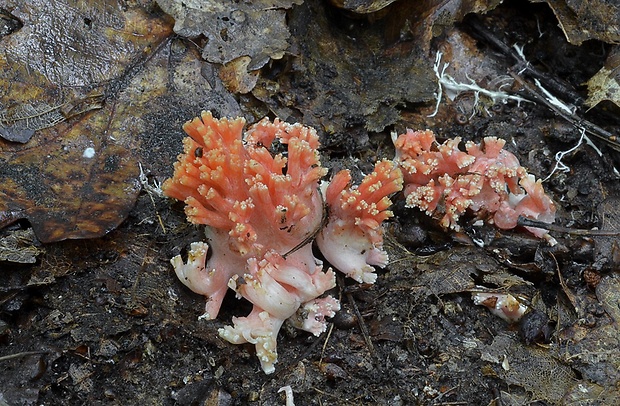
[392,129,556,240]
[317,160,403,283]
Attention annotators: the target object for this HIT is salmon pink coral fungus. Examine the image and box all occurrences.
[163,111,401,373]
[221,250,339,373]
[393,129,555,239]
[317,160,403,283]
[163,112,328,320]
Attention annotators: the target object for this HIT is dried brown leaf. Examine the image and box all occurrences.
[596,274,620,323]
[592,195,620,269]
[409,247,497,296]
[544,0,620,45]
[219,56,260,94]
[0,102,65,143]
[0,95,104,143]
[328,0,398,13]
[481,334,576,403]
[559,275,620,386]
[3,0,171,86]
[156,0,301,68]
[562,381,620,405]
[0,0,173,242]
[0,228,42,263]
[586,46,620,109]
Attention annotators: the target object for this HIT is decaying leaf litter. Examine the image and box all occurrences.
[1,0,620,404]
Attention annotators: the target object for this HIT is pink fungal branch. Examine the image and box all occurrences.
[163,112,401,373]
[221,250,339,373]
[392,129,556,240]
[317,160,403,283]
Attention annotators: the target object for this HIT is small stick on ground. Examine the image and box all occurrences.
[518,216,620,236]
[342,276,380,369]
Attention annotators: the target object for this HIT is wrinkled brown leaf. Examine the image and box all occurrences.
[3,0,170,86]
[0,95,104,143]
[597,275,620,322]
[219,56,260,94]
[0,102,64,143]
[328,0,398,13]
[0,0,173,242]
[156,0,301,69]
[586,46,620,109]
[0,228,42,263]
[406,247,498,296]
[563,380,620,405]
[481,334,576,403]
[592,196,620,269]
[543,0,620,45]
[559,275,620,386]
[258,1,437,139]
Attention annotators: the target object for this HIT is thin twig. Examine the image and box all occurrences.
[282,188,328,259]
[319,322,335,369]
[465,14,620,151]
[0,351,48,362]
[344,284,379,366]
[465,15,585,106]
[509,71,620,151]
[517,216,620,236]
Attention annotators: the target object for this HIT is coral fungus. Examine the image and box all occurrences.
[163,112,328,320]
[163,111,400,373]
[393,129,555,239]
[317,160,403,283]
[220,250,339,373]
